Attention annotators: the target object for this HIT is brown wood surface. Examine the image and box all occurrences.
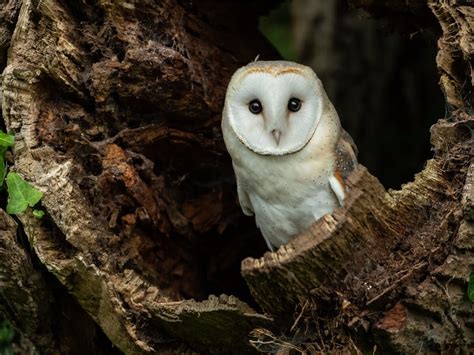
[0,0,472,353]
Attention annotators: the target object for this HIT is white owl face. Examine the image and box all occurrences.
[224,61,324,156]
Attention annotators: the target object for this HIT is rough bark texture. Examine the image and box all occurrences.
[1,0,276,353]
[0,0,472,354]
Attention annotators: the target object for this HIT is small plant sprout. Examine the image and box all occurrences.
[5,172,43,215]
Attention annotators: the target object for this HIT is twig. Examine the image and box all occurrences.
[290,300,309,332]
[348,337,362,355]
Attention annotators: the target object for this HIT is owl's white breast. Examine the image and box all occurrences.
[222,100,341,248]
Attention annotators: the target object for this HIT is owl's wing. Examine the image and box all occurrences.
[329,129,358,205]
[335,128,358,179]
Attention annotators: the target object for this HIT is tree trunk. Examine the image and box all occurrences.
[0,0,472,354]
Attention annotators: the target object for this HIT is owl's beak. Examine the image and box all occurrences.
[271,129,281,146]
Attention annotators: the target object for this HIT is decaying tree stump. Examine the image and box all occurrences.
[0,0,472,354]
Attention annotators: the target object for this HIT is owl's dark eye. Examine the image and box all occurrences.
[248,99,262,114]
[288,98,302,112]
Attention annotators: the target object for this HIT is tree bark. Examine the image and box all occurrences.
[0,0,472,354]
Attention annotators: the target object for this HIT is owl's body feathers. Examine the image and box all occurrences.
[222,61,357,251]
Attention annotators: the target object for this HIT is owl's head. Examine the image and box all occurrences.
[223,61,327,156]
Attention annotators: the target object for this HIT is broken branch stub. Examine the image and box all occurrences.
[244,113,473,350]
[242,166,394,318]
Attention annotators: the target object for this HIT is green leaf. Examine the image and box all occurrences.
[0,132,14,148]
[468,272,474,302]
[32,209,45,219]
[5,172,43,215]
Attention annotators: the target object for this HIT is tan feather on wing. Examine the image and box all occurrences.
[335,128,358,180]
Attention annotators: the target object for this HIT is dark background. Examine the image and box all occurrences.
[260,0,444,189]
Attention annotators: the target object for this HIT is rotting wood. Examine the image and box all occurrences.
[0,0,472,353]
[242,117,473,350]
[429,1,473,109]
[1,0,276,353]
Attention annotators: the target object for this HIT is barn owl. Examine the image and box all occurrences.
[222,60,358,251]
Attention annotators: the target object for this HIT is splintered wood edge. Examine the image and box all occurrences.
[143,295,272,351]
[241,165,384,273]
[240,165,394,315]
[146,294,270,321]
[241,118,471,317]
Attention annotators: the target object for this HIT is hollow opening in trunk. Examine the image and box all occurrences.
[32,0,444,310]
[260,1,444,189]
